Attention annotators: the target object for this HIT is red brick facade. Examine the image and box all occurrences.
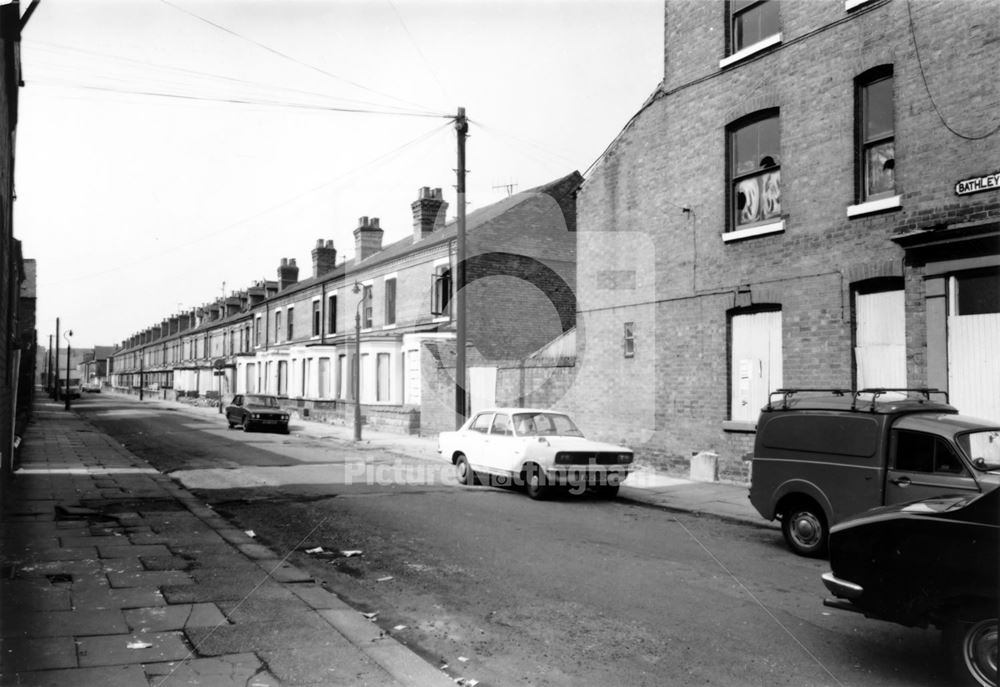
[571,0,1000,480]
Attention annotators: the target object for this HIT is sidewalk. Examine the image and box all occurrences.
[0,393,456,687]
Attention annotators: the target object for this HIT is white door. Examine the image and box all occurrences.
[730,310,782,423]
[949,313,1000,421]
[404,348,421,405]
[468,366,497,415]
[855,289,906,390]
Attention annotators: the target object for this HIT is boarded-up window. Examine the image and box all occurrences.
[731,309,782,423]
[377,353,391,401]
[855,289,905,390]
[318,357,330,398]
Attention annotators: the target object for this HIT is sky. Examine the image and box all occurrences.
[14,0,664,350]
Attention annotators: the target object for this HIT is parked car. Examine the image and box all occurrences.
[438,408,633,499]
[750,388,1000,556]
[822,489,998,687]
[224,394,290,434]
[82,382,102,393]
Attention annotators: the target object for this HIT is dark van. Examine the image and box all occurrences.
[749,388,1000,556]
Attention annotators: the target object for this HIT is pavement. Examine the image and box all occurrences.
[0,390,774,686]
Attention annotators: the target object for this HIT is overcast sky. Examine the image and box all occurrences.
[15,0,663,349]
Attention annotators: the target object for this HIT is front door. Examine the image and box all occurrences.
[885,429,981,506]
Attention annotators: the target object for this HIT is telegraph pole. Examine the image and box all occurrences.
[54,318,60,401]
[454,107,468,429]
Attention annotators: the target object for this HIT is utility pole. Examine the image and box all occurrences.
[64,330,72,411]
[46,334,52,395]
[454,107,468,429]
[54,318,60,401]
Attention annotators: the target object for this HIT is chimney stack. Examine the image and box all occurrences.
[312,239,338,278]
[412,187,448,240]
[277,257,299,291]
[354,216,384,262]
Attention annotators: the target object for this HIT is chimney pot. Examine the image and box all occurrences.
[312,237,338,278]
[412,185,449,241]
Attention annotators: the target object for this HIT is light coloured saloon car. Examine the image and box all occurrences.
[438,408,634,499]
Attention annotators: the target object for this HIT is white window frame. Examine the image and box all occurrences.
[383,273,398,330]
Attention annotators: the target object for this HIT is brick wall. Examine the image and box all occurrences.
[573,0,1000,481]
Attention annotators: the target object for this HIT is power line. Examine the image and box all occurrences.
[385,0,450,104]
[28,40,438,116]
[158,0,443,116]
[27,78,452,119]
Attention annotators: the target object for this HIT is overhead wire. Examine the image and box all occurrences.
[36,119,454,288]
[28,40,437,115]
[385,0,451,104]
[158,0,446,117]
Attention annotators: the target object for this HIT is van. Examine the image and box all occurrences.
[749,388,1000,556]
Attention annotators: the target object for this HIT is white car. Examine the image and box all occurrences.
[438,408,634,499]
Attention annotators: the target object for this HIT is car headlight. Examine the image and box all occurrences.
[554,452,572,464]
[281,415,288,421]
[252,413,261,419]
[618,453,633,464]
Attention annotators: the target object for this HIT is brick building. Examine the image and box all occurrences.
[570,0,1000,480]
[110,173,580,433]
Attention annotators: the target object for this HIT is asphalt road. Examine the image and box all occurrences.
[75,395,957,687]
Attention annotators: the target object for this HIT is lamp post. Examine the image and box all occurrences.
[63,330,73,411]
[351,282,366,442]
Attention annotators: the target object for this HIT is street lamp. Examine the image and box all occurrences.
[63,330,73,411]
[351,282,368,441]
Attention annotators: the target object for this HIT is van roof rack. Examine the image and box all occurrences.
[766,387,951,412]
[852,388,949,412]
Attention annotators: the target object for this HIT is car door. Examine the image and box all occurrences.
[885,429,982,505]
[229,395,244,424]
[463,412,494,470]
[483,413,518,475]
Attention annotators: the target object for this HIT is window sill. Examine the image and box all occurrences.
[723,219,785,243]
[845,0,876,10]
[719,33,782,69]
[432,315,451,324]
[382,324,397,331]
[847,194,901,218]
[722,420,757,433]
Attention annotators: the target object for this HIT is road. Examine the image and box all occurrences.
[74,393,956,687]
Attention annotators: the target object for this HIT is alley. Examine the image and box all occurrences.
[72,394,955,687]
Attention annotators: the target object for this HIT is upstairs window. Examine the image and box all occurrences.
[362,285,373,329]
[327,294,337,334]
[730,0,779,54]
[858,68,895,202]
[729,111,781,231]
[385,278,397,326]
[274,311,282,343]
[623,322,635,358]
[287,306,294,340]
[432,265,452,316]
[312,301,321,337]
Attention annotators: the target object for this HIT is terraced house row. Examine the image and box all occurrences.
[109,175,580,434]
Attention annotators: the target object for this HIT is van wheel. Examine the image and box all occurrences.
[781,501,828,557]
[944,606,998,687]
[455,453,478,486]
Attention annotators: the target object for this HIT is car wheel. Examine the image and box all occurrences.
[780,500,827,557]
[944,607,998,687]
[454,453,478,486]
[524,463,551,500]
[242,418,252,432]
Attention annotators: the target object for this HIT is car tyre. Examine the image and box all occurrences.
[455,453,478,486]
[242,418,252,432]
[524,463,551,500]
[781,500,828,557]
[944,607,998,687]
[596,484,620,499]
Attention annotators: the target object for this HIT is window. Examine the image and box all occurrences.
[312,301,321,337]
[893,431,967,475]
[729,111,781,232]
[854,283,905,390]
[385,278,397,326]
[318,357,330,398]
[362,285,373,329]
[951,267,1000,316]
[858,68,895,202]
[376,352,390,401]
[491,413,513,436]
[432,265,452,316]
[327,294,337,334]
[623,322,635,358]
[275,311,282,343]
[730,0,779,54]
[470,413,493,433]
[730,309,782,424]
[287,307,294,340]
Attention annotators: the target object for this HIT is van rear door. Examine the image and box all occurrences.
[885,428,981,505]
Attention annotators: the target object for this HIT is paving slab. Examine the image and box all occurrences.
[289,583,353,610]
[71,586,166,611]
[252,558,314,583]
[144,654,279,687]
[75,631,191,667]
[124,603,228,632]
[1,664,147,687]
[184,616,332,656]
[106,570,194,588]
[0,635,78,672]
[257,642,396,686]
[0,609,127,638]
[97,544,172,559]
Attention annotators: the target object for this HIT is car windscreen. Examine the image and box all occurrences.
[246,396,279,408]
[512,413,584,437]
[956,429,1000,471]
